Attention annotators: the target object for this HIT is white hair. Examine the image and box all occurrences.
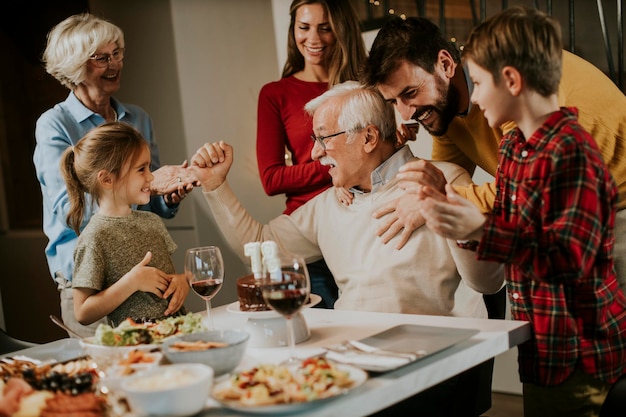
[304,81,396,143]
[43,13,125,90]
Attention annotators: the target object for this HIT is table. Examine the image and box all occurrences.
[200,304,530,416]
[9,306,529,416]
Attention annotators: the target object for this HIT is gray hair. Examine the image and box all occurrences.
[304,81,397,144]
[43,13,125,90]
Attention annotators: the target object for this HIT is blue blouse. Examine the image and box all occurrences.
[33,92,178,282]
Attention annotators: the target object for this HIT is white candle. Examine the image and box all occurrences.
[261,241,281,281]
[244,242,262,278]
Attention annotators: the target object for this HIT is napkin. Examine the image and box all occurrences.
[326,349,412,372]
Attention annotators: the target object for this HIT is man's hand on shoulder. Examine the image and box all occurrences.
[370,159,449,250]
[373,195,426,250]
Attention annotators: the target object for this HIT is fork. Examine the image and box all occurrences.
[345,340,420,360]
[326,341,416,361]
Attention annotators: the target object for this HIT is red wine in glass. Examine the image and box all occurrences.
[191,279,223,299]
[263,286,307,318]
[185,246,224,330]
[260,261,310,363]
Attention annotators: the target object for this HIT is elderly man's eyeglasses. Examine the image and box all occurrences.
[90,48,125,68]
[310,131,346,151]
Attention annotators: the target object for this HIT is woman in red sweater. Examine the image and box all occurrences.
[256,0,366,308]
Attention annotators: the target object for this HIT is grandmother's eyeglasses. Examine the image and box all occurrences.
[90,48,125,68]
[310,131,346,151]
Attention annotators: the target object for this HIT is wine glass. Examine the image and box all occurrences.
[185,246,224,330]
[260,253,310,363]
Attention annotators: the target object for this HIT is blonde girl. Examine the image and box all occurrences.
[61,122,188,327]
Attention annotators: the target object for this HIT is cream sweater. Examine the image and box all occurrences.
[203,148,503,318]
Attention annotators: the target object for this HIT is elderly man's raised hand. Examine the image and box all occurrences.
[189,141,233,192]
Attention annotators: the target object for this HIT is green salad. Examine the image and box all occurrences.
[93,312,207,346]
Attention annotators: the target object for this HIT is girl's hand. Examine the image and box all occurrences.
[129,252,171,297]
[162,273,190,316]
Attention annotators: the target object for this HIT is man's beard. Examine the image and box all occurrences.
[413,76,461,136]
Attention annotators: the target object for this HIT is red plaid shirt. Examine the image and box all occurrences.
[478,107,626,386]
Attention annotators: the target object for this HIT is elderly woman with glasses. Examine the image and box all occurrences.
[33,13,194,338]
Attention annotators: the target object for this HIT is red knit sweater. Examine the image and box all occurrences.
[256,76,332,215]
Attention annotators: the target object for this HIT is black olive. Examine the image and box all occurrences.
[134,328,153,344]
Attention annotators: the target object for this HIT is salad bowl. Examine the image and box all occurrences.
[80,313,206,370]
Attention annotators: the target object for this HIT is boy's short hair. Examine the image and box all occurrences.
[463,6,562,96]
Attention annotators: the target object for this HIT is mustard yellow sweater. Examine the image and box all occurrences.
[434,50,626,211]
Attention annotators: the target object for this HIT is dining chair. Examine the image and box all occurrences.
[599,373,626,417]
[0,327,37,355]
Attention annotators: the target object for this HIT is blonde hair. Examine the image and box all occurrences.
[43,13,125,90]
[463,6,562,96]
[282,0,367,86]
[60,122,147,234]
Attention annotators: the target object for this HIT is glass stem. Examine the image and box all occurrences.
[205,299,214,330]
[286,317,296,361]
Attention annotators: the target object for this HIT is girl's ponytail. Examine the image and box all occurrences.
[60,146,87,235]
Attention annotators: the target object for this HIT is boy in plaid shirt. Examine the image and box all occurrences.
[418,6,626,417]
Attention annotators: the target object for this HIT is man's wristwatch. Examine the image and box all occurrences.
[456,240,479,251]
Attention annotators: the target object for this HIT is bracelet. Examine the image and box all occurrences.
[456,240,479,251]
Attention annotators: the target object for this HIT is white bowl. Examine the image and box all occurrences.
[245,312,311,348]
[161,330,249,376]
[121,363,213,416]
[100,351,163,392]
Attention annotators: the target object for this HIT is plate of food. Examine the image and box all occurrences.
[0,354,107,416]
[226,293,321,318]
[212,356,367,414]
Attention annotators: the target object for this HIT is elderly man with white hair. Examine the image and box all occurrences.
[190,81,504,416]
